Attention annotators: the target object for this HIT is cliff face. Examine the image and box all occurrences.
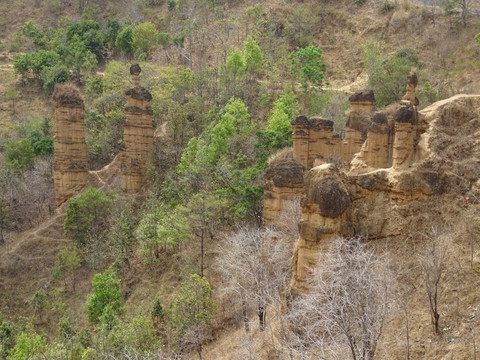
[53,85,88,206]
[290,94,480,290]
[291,91,376,169]
[120,65,154,193]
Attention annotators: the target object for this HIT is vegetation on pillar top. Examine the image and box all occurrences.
[349,90,376,104]
[53,84,84,107]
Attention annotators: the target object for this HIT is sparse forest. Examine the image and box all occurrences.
[1,0,480,359]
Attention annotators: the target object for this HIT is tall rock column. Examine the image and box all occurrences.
[53,84,88,206]
[121,64,154,193]
[292,115,311,168]
[263,149,305,226]
[392,104,417,169]
[291,164,352,291]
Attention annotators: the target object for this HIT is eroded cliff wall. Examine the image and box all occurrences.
[290,94,480,291]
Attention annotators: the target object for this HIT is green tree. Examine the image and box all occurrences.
[55,244,82,291]
[40,64,70,89]
[4,139,35,170]
[168,274,216,358]
[105,315,157,353]
[64,188,113,247]
[32,136,54,155]
[30,50,60,78]
[104,19,121,50]
[108,200,136,268]
[0,320,18,359]
[12,53,32,78]
[185,191,226,277]
[152,297,165,323]
[132,23,159,59]
[28,290,47,321]
[21,20,47,48]
[135,201,191,262]
[64,35,97,80]
[243,36,263,76]
[367,47,421,108]
[66,20,105,58]
[206,97,253,165]
[226,50,244,76]
[265,90,297,149]
[0,198,13,245]
[9,332,46,360]
[290,43,327,92]
[115,25,133,57]
[86,269,123,324]
[5,88,18,114]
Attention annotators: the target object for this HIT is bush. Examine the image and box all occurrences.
[32,137,54,156]
[115,26,133,56]
[41,64,70,89]
[132,23,159,59]
[64,188,113,247]
[5,140,35,170]
[366,46,421,108]
[380,0,395,12]
[86,269,123,324]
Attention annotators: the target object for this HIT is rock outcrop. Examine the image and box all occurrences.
[290,94,480,290]
[263,149,305,226]
[120,64,154,193]
[291,91,376,169]
[53,84,88,206]
[292,163,352,290]
[262,73,480,294]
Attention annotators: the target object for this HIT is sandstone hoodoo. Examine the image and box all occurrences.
[263,148,305,226]
[53,84,88,206]
[120,64,154,193]
[289,94,480,291]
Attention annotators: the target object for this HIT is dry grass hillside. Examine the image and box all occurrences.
[1,0,480,359]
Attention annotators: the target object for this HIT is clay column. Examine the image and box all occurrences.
[121,64,154,193]
[291,116,311,169]
[53,84,88,206]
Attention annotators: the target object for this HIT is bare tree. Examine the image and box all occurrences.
[444,0,475,27]
[425,0,442,27]
[217,226,292,332]
[418,227,451,335]
[287,236,396,360]
[276,196,302,242]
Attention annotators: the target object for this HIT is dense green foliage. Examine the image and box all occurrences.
[64,188,113,247]
[86,269,123,324]
[290,43,327,91]
[364,43,423,108]
[168,274,216,353]
[4,140,35,170]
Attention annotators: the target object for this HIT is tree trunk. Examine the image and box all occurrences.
[197,344,203,360]
[258,303,266,331]
[200,227,204,277]
[242,299,250,332]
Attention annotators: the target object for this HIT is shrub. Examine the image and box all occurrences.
[64,188,113,247]
[86,269,123,324]
[381,0,395,12]
[5,140,35,170]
